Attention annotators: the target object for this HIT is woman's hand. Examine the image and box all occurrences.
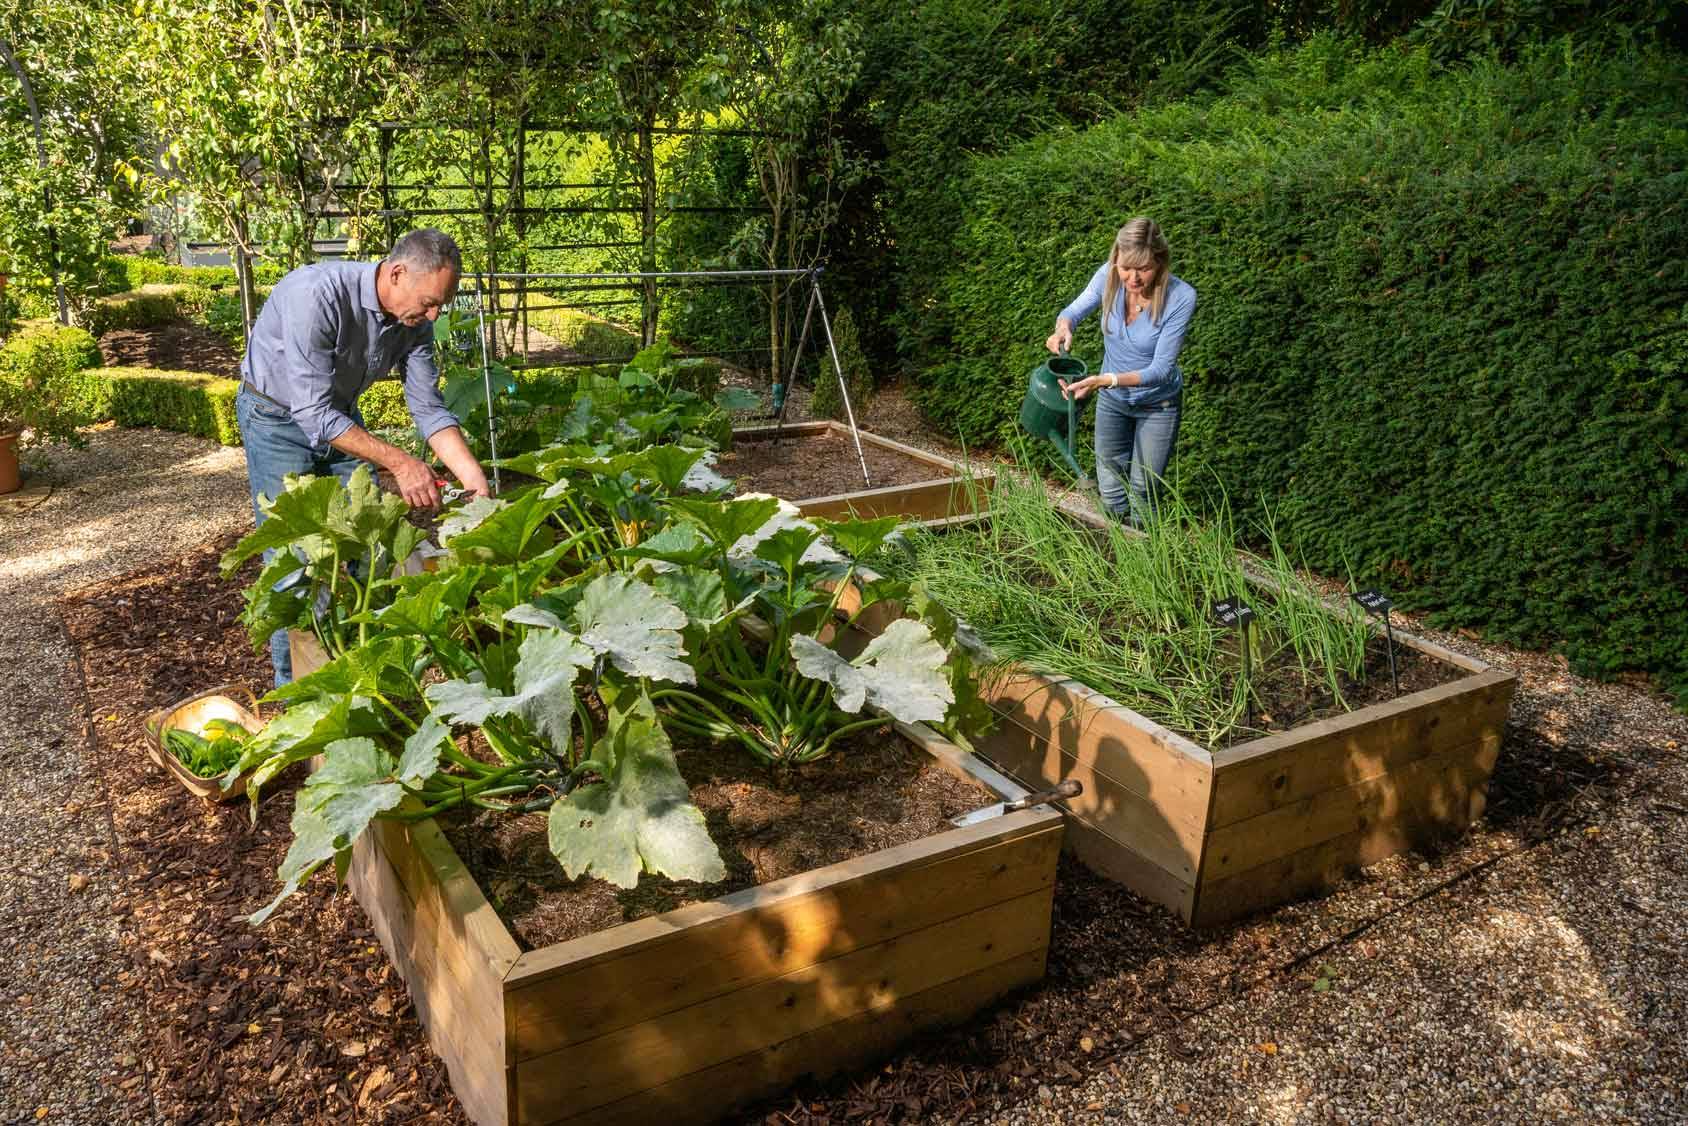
[1058,375,1108,400]
[1046,318,1074,354]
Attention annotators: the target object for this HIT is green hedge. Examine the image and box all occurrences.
[102,255,286,293]
[918,39,1688,702]
[64,367,241,446]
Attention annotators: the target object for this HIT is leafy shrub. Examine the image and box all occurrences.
[837,0,1270,366]
[0,323,101,454]
[106,255,285,293]
[915,39,1688,702]
[810,306,873,421]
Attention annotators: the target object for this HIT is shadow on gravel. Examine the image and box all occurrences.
[1481,718,1636,840]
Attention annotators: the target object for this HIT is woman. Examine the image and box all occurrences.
[1046,217,1196,523]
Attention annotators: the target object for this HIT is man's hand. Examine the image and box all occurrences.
[390,452,443,509]
[425,425,491,500]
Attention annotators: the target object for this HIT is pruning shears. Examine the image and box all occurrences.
[433,478,469,504]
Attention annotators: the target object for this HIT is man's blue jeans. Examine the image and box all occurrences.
[1094,389,1182,524]
[235,387,366,686]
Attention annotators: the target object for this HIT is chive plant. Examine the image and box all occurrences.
[881,468,1371,748]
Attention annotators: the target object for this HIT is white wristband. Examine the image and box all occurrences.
[1109,373,1120,388]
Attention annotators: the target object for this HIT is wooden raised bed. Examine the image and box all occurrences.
[729,420,992,523]
[841,520,1516,929]
[283,631,1064,1126]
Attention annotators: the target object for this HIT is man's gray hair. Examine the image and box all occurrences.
[389,228,462,275]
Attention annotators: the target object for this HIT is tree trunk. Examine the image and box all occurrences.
[638,119,659,348]
[231,209,257,342]
[0,39,69,325]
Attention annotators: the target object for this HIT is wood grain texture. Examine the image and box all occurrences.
[1191,735,1502,927]
[515,888,1055,1122]
[351,818,518,1126]
[1207,670,1515,829]
[542,948,1050,1126]
[505,812,1062,1061]
[796,476,992,522]
[1199,734,1504,883]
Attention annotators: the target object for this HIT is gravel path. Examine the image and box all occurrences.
[0,427,250,1124]
[3,422,1686,1125]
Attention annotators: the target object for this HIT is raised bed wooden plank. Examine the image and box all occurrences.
[547,948,1050,1126]
[796,476,989,522]
[1199,733,1504,883]
[350,821,516,1126]
[1190,735,1502,927]
[975,720,1208,881]
[1207,669,1515,828]
[1060,816,1198,919]
[504,814,1062,1060]
[513,887,1056,1122]
[336,719,1062,1125]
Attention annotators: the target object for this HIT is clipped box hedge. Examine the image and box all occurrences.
[916,40,1688,702]
[64,367,242,447]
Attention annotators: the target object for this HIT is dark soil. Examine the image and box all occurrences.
[441,736,991,951]
[718,430,960,499]
[56,535,467,1125]
[98,319,242,378]
[1211,634,1464,750]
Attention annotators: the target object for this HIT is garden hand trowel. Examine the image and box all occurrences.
[950,779,1082,827]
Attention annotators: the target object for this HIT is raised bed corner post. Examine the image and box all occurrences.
[811,269,872,489]
[473,277,501,494]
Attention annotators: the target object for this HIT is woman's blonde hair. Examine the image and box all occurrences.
[1101,217,1171,333]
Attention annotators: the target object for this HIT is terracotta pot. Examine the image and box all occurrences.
[0,430,21,496]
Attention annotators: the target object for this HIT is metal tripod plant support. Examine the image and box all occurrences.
[465,267,872,490]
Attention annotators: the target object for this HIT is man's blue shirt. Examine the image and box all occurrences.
[240,260,458,448]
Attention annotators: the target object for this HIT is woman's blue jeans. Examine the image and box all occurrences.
[1094,389,1182,524]
[235,388,366,685]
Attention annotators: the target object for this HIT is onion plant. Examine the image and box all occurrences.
[879,468,1371,748]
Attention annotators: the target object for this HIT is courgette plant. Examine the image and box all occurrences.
[222,425,986,924]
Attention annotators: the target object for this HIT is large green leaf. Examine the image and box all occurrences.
[789,618,954,724]
[727,495,844,564]
[425,628,595,755]
[219,475,347,575]
[817,515,904,561]
[547,695,724,888]
[264,636,423,704]
[573,574,695,685]
[618,521,715,569]
[237,549,313,648]
[245,736,407,926]
[245,799,338,925]
[444,487,565,564]
[668,495,782,551]
[362,567,484,635]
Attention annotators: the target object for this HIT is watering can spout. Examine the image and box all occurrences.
[1018,353,1093,486]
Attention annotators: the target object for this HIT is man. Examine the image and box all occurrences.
[236,227,491,683]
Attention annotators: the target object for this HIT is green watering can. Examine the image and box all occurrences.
[1018,353,1092,485]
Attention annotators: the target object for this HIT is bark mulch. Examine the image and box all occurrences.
[54,528,1628,1126]
[98,320,242,379]
[717,430,961,499]
[56,534,467,1126]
